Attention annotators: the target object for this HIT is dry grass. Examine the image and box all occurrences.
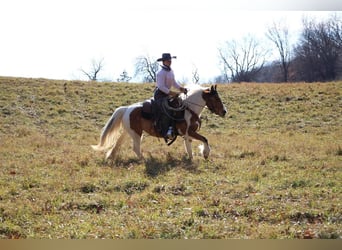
[0,76,341,239]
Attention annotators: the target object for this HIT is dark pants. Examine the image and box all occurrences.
[153,88,168,100]
[153,88,173,137]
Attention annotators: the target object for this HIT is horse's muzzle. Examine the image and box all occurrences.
[220,108,227,117]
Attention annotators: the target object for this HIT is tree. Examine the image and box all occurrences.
[134,55,159,82]
[254,61,283,82]
[192,65,200,84]
[81,58,104,81]
[218,35,268,83]
[117,70,132,82]
[293,14,342,82]
[266,20,292,82]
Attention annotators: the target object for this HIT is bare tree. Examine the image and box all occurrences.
[218,35,268,83]
[266,21,292,82]
[81,58,104,81]
[134,55,159,82]
[330,14,342,79]
[192,64,200,84]
[293,14,342,82]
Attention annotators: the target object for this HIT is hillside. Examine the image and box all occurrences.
[0,76,341,239]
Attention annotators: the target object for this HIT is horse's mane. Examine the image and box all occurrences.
[181,84,208,100]
[185,84,205,92]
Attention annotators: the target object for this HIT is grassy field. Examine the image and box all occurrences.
[0,76,341,239]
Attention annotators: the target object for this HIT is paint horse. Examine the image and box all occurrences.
[91,85,226,160]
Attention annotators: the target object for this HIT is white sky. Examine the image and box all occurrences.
[0,0,340,83]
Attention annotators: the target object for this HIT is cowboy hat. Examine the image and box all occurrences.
[157,53,177,62]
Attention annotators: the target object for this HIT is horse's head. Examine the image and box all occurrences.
[202,85,227,117]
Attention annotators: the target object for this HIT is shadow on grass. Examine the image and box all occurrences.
[97,156,142,169]
[96,153,201,177]
[144,153,200,178]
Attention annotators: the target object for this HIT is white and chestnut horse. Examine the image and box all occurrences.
[92,85,226,160]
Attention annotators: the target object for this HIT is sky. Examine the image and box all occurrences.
[0,0,340,83]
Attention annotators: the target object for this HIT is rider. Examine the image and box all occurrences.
[154,53,187,140]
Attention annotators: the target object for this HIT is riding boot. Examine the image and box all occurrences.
[166,126,174,140]
[166,118,176,139]
[160,113,171,139]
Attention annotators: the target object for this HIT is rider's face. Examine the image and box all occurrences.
[163,60,172,66]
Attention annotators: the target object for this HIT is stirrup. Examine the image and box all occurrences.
[164,135,177,146]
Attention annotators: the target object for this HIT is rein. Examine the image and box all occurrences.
[183,100,206,109]
[161,96,203,122]
[184,98,215,113]
[183,93,218,114]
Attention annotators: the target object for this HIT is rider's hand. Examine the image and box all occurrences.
[180,87,188,95]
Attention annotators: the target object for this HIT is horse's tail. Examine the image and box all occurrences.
[91,106,127,152]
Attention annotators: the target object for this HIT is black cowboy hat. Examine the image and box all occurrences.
[157,53,177,62]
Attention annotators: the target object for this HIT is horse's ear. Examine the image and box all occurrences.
[210,85,217,93]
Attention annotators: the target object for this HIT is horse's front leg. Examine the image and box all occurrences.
[183,136,193,160]
[187,130,210,159]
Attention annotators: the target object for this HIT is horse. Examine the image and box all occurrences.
[91,85,226,160]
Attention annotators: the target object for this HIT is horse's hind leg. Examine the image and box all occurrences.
[123,107,144,159]
[131,132,143,159]
[124,127,143,159]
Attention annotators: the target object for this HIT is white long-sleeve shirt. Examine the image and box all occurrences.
[156,67,181,94]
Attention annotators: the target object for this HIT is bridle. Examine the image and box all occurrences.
[183,96,218,114]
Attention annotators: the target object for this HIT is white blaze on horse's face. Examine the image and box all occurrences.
[202,85,227,117]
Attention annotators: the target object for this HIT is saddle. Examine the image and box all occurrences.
[141,99,155,120]
[141,96,185,144]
